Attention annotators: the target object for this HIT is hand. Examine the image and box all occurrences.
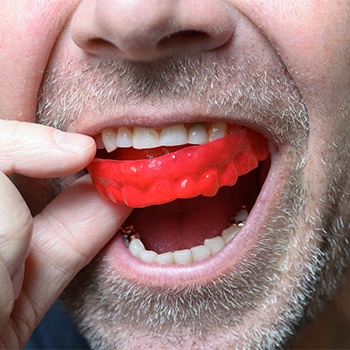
[0,120,132,349]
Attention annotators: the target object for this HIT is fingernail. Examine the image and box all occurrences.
[55,130,95,155]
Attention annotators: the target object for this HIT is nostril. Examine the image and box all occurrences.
[83,37,119,57]
[84,30,216,59]
[158,30,211,50]
[87,37,113,49]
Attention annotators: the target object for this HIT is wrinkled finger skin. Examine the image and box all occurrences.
[1,0,350,350]
[0,119,104,347]
[0,119,132,348]
[0,176,131,348]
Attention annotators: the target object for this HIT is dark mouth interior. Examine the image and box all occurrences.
[126,159,270,254]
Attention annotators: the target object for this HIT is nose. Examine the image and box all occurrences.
[71,0,234,61]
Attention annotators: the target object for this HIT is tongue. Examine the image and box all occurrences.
[129,168,262,253]
[88,128,269,208]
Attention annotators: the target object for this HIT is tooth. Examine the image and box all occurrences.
[116,127,133,148]
[191,245,210,262]
[173,249,192,264]
[188,123,209,145]
[133,127,160,149]
[209,122,227,142]
[204,236,225,255]
[155,252,175,264]
[222,226,241,243]
[139,250,157,263]
[160,125,187,146]
[129,239,145,258]
[101,128,118,153]
[235,209,249,223]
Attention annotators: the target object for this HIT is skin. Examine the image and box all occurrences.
[0,0,350,349]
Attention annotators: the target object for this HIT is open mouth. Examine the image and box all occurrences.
[88,121,272,270]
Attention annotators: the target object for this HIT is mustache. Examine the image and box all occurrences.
[37,53,309,146]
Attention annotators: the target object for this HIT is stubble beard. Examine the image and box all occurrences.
[37,54,350,349]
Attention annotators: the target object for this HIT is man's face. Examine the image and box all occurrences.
[2,0,350,348]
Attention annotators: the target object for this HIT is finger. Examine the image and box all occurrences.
[0,257,14,330]
[0,119,95,177]
[0,171,32,277]
[11,264,25,300]
[18,175,131,326]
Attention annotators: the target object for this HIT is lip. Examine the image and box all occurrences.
[98,140,282,288]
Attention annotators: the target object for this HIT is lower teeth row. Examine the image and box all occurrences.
[123,208,248,265]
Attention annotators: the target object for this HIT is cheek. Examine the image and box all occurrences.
[0,1,79,121]
[233,0,350,104]
[234,0,350,149]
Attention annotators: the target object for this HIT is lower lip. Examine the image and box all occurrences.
[104,145,283,288]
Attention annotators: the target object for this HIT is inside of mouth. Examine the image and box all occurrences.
[127,163,268,255]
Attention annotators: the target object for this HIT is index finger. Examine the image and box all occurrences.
[0,120,95,177]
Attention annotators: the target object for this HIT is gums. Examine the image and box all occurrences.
[88,128,269,208]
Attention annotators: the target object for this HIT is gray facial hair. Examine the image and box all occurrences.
[36,54,350,349]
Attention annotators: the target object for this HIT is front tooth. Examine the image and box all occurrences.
[133,127,160,149]
[116,127,133,148]
[188,123,209,145]
[191,245,210,262]
[222,226,241,243]
[173,249,192,264]
[204,236,225,255]
[155,252,175,264]
[129,239,145,258]
[209,122,227,142]
[139,250,157,263]
[160,125,188,146]
[101,128,118,153]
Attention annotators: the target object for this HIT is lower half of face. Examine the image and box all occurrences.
[57,138,349,349]
[35,60,349,349]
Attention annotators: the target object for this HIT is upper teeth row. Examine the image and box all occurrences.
[100,122,233,152]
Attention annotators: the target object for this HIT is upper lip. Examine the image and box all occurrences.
[68,73,308,147]
[39,50,308,146]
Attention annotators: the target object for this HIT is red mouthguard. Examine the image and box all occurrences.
[88,128,269,208]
